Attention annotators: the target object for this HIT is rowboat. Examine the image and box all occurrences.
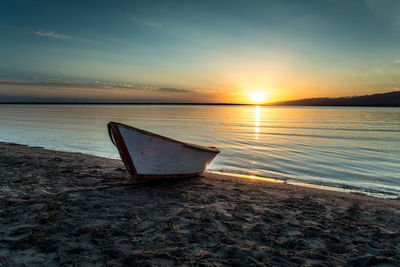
[107,121,220,180]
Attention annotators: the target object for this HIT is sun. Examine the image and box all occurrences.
[249,91,267,104]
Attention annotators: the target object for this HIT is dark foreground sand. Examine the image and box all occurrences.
[0,142,399,266]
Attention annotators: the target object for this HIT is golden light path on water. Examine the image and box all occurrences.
[254,106,260,138]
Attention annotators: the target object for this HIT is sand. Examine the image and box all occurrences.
[0,142,399,266]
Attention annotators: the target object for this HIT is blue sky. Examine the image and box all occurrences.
[0,0,399,103]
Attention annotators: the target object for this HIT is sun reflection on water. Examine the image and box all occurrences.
[254,106,261,138]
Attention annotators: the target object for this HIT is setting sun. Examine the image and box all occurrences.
[249,91,268,104]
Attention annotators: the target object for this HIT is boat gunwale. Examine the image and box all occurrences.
[108,121,220,154]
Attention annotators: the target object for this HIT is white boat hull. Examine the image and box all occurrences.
[107,122,220,180]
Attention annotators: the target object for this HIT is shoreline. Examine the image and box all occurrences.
[2,140,398,200]
[208,171,400,199]
[1,141,398,201]
[1,142,399,265]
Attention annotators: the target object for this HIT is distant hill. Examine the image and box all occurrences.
[269,91,400,107]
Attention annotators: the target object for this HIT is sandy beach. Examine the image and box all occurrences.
[0,142,399,266]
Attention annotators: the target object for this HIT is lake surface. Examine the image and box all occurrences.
[0,104,399,198]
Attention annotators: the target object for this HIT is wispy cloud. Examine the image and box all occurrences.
[0,77,196,94]
[159,87,194,93]
[33,29,97,44]
[131,16,163,29]
[34,30,72,39]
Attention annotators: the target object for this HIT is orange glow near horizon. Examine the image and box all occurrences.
[3,75,387,104]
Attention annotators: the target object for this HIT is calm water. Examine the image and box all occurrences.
[1,105,399,197]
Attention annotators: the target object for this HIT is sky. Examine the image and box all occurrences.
[0,0,399,103]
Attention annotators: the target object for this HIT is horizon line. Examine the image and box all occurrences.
[0,102,399,107]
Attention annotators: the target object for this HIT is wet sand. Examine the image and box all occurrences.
[0,142,399,266]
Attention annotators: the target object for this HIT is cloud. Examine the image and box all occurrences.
[132,16,163,29]
[0,78,142,90]
[158,87,193,93]
[0,77,220,103]
[0,78,197,93]
[34,30,97,44]
[34,30,72,39]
